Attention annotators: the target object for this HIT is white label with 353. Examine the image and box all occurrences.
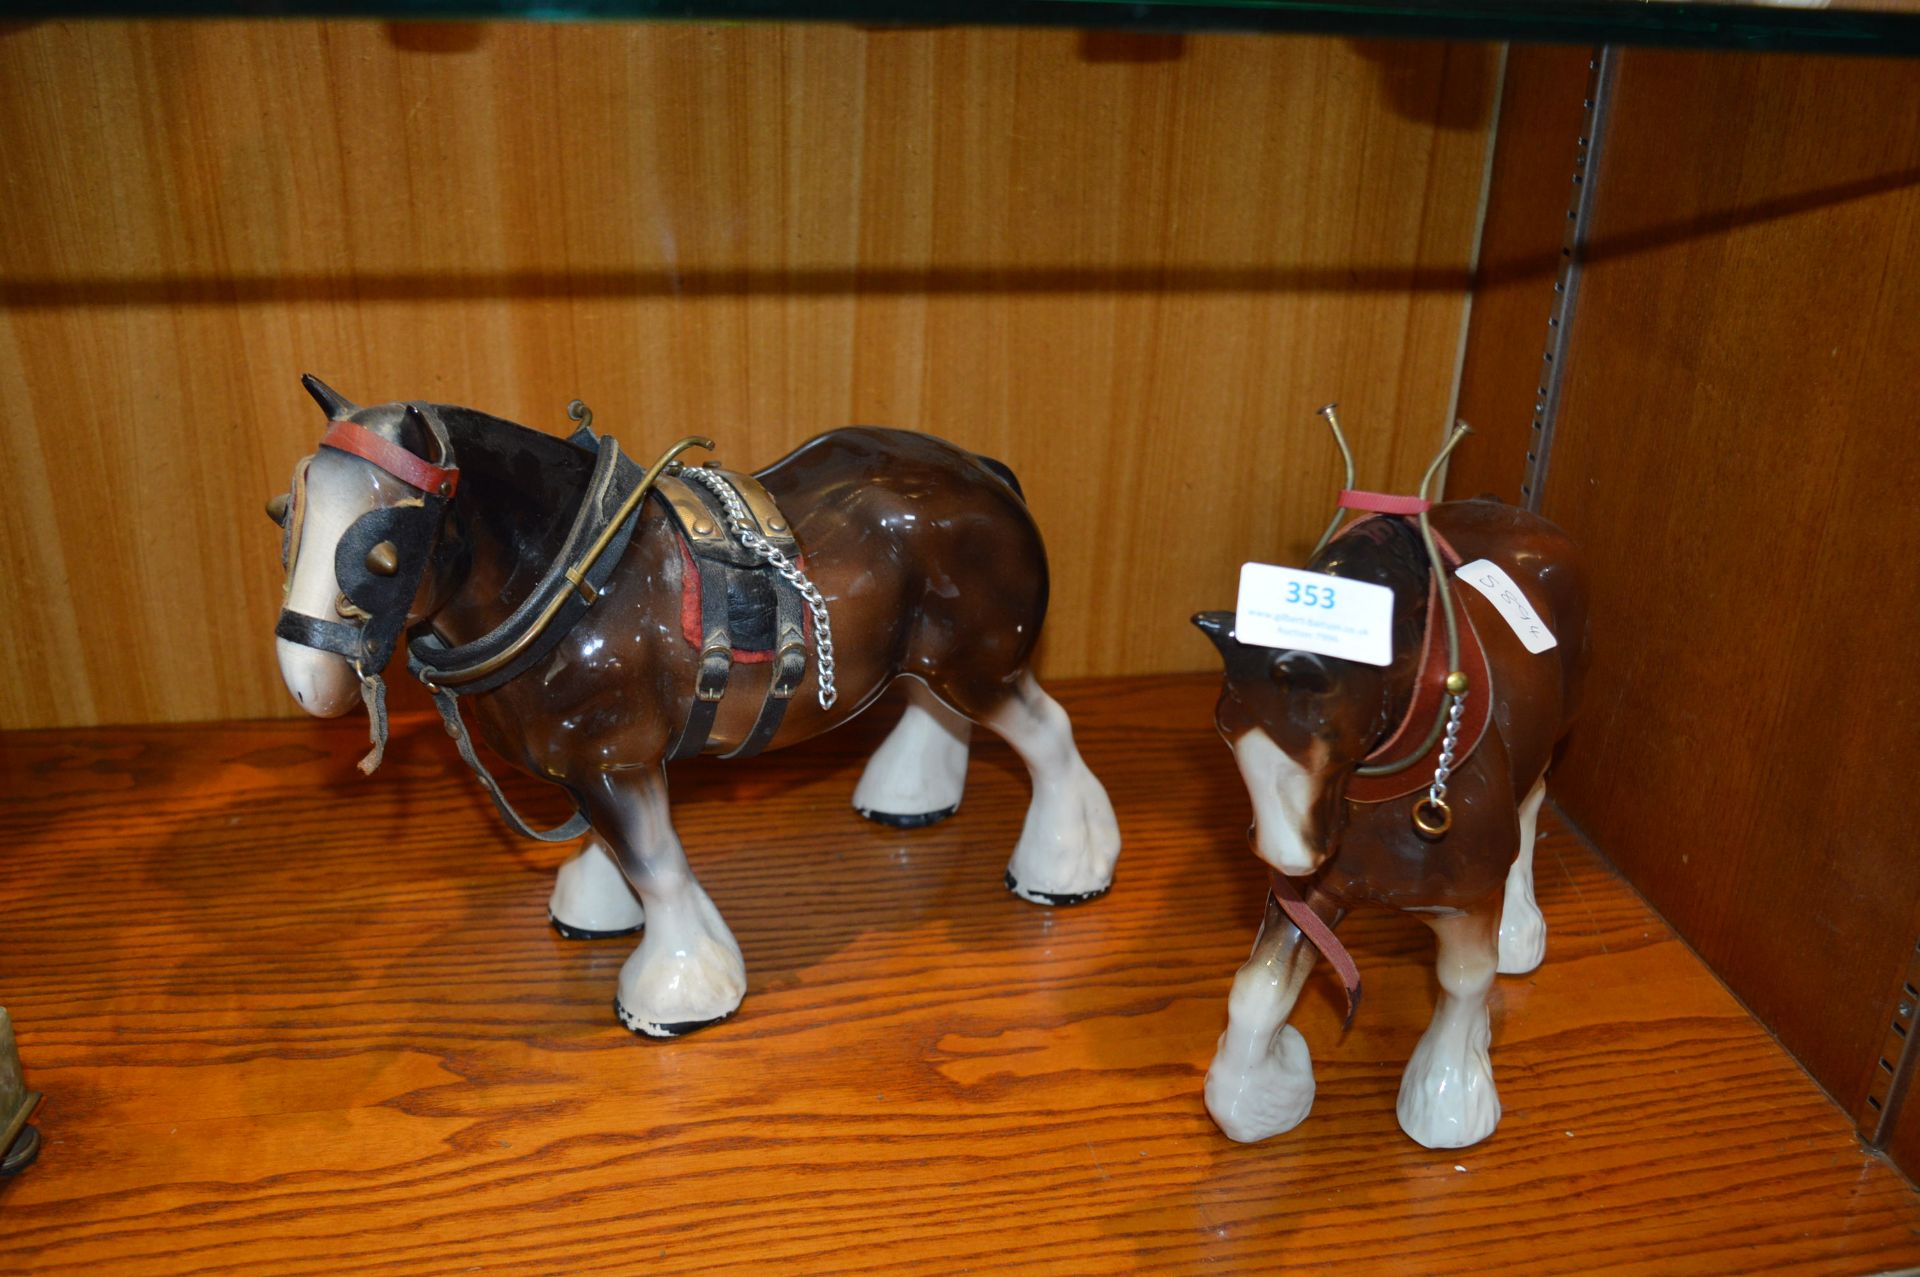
[1456,559,1557,653]
[1234,563,1395,667]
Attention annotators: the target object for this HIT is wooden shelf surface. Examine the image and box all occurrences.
[2,674,1915,1274]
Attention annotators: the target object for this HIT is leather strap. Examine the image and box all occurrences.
[429,686,589,842]
[1338,489,1431,516]
[1322,518,1495,804]
[322,420,459,497]
[1346,578,1494,803]
[723,593,806,760]
[275,610,364,660]
[409,436,642,695]
[665,530,734,762]
[1269,870,1360,1026]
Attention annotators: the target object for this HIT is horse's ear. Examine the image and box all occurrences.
[1192,611,1237,657]
[401,403,447,464]
[301,374,356,420]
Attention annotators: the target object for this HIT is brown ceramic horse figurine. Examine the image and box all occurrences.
[269,377,1119,1037]
[1193,491,1589,1148]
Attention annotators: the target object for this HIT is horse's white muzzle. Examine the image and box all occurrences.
[1231,728,1331,876]
[275,448,380,719]
[277,637,360,717]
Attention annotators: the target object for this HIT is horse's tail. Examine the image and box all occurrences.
[976,453,1026,502]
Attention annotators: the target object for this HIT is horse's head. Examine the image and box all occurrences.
[268,375,459,719]
[1192,611,1387,875]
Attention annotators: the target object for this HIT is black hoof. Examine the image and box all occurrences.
[614,997,734,1039]
[1005,870,1111,907]
[549,911,643,941]
[857,804,959,830]
[1,1125,40,1176]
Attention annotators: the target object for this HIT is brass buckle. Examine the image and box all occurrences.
[770,642,807,699]
[696,644,732,702]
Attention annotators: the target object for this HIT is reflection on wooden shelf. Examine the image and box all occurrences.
[2,675,1915,1272]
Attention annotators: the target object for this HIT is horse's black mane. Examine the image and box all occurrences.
[1308,515,1431,593]
[421,402,597,589]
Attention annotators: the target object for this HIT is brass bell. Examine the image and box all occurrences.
[0,1007,42,1176]
[266,492,291,524]
[365,541,400,577]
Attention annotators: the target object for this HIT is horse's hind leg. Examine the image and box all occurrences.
[1399,904,1503,1148]
[939,671,1119,904]
[853,679,972,828]
[1498,775,1549,975]
[548,836,646,940]
[578,767,745,1037]
[1206,890,1325,1142]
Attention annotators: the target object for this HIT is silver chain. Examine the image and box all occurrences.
[1428,692,1467,808]
[678,466,837,710]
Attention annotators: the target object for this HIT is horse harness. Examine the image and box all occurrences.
[1259,500,1495,1025]
[272,405,836,844]
[1255,406,1500,1017]
[652,463,822,762]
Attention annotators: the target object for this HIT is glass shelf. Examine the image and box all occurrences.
[22,0,1920,57]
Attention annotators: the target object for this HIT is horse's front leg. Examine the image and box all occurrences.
[549,836,645,940]
[1206,890,1328,1142]
[852,679,972,828]
[579,768,746,1037]
[1399,903,1503,1148]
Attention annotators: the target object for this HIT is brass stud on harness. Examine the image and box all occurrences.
[265,492,291,524]
[365,541,400,576]
[1445,670,1469,696]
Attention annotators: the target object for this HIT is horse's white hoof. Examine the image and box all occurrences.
[1397,1018,1501,1148]
[1004,762,1121,904]
[614,932,745,1037]
[1497,900,1546,976]
[1206,1024,1316,1143]
[549,843,645,939]
[853,687,970,824]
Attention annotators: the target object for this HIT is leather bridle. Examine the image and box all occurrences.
[270,406,458,773]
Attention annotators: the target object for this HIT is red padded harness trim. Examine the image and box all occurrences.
[321,420,459,497]
[1338,489,1431,516]
[1329,515,1494,805]
[674,533,812,663]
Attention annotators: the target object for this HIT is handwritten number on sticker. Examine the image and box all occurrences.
[1284,581,1338,610]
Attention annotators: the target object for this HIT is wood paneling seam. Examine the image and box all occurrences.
[1443,42,1511,457]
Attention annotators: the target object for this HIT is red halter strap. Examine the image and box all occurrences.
[1337,489,1430,516]
[320,420,459,497]
[1269,869,1360,1024]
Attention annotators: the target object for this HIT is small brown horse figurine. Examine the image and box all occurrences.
[269,377,1119,1037]
[1193,458,1589,1148]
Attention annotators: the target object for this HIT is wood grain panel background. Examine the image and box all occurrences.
[1520,47,1920,1140]
[0,21,1498,729]
[1444,44,1591,507]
